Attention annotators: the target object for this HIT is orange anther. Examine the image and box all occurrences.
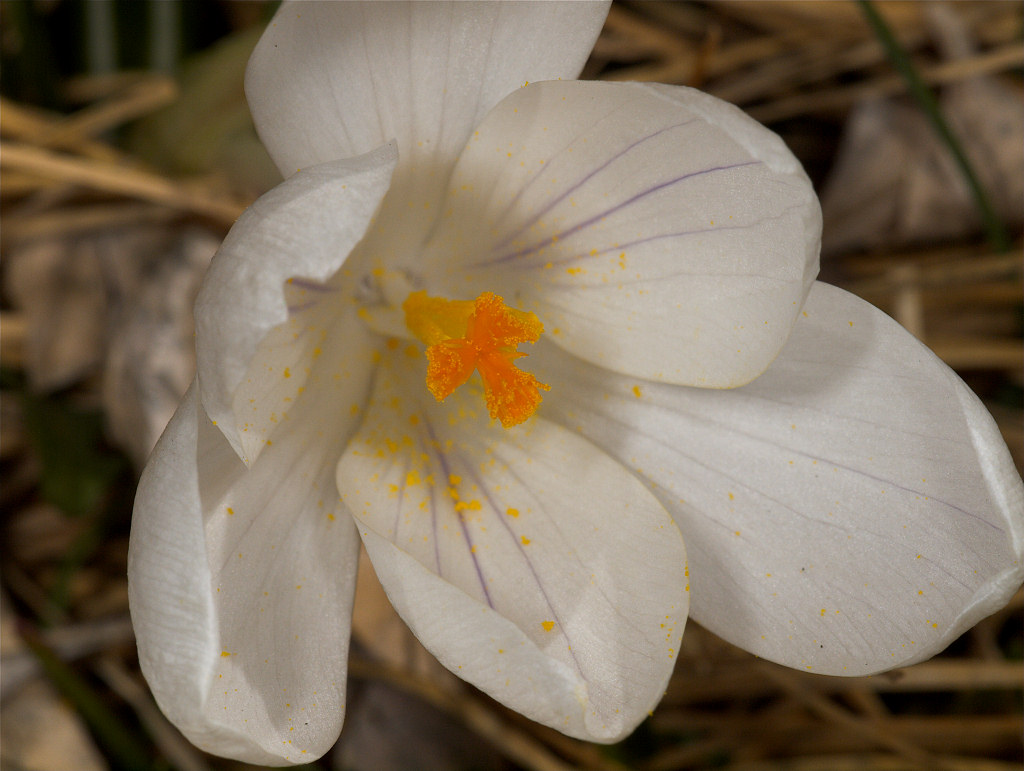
[403,291,549,427]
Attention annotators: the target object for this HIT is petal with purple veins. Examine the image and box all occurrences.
[538,281,1024,674]
[336,347,688,741]
[423,80,821,388]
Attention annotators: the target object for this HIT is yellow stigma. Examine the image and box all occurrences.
[403,290,549,427]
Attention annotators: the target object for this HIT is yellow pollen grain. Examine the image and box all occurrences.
[221,651,232,657]
[541,620,555,632]
[226,507,234,515]
[632,385,642,398]
[521,535,531,545]
[506,507,520,518]
[283,367,291,378]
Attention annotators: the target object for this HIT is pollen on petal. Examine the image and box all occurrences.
[404,290,549,427]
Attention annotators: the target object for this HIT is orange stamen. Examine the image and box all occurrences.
[403,291,549,427]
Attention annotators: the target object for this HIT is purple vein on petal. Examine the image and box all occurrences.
[392,451,411,541]
[542,221,807,289]
[422,418,494,609]
[413,413,443,578]
[537,223,789,283]
[489,119,698,252]
[485,89,653,239]
[287,300,320,315]
[556,399,843,537]
[706,396,1006,533]
[285,277,339,315]
[460,461,585,680]
[576,389,1002,535]
[476,160,762,268]
[493,444,660,645]
[287,277,338,293]
[429,468,442,578]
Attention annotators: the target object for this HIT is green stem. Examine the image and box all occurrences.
[857,0,1011,253]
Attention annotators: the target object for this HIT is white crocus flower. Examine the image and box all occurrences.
[128,2,1024,766]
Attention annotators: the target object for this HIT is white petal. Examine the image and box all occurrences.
[423,80,821,388]
[194,146,395,458]
[246,1,607,175]
[336,349,687,741]
[245,1,608,268]
[538,282,1023,675]
[129,376,363,764]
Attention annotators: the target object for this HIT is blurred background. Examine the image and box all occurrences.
[1,2,1021,770]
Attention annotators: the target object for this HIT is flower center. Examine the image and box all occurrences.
[403,290,549,428]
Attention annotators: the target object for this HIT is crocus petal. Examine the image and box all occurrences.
[245,1,608,268]
[246,0,607,174]
[336,349,688,741]
[130,327,370,762]
[538,282,1023,675]
[195,146,395,460]
[423,80,821,388]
